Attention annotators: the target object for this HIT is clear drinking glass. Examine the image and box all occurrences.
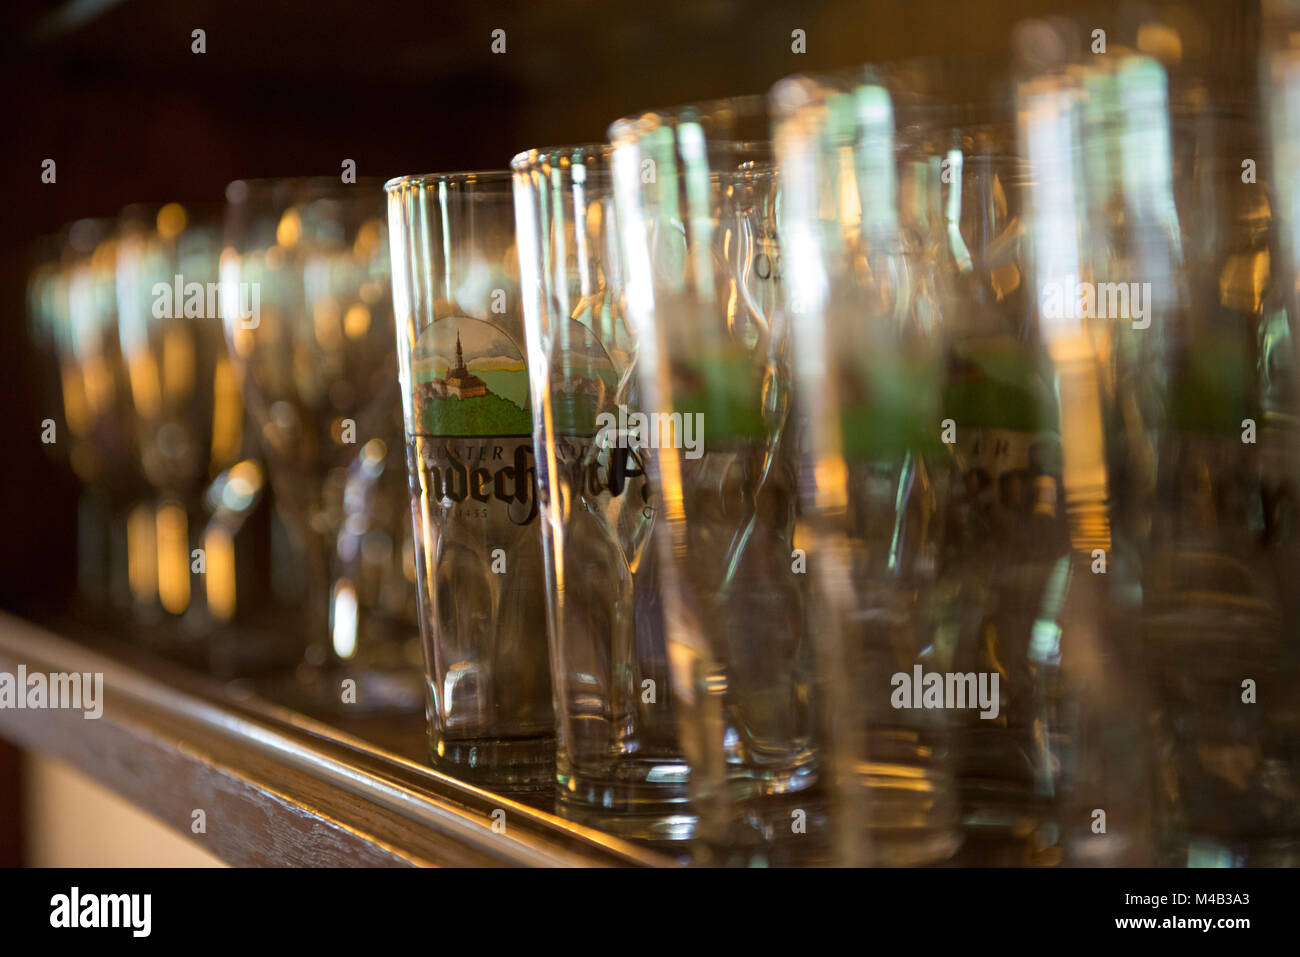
[1105,43,1300,866]
[771,71,962,866]
[221,178,405,708]
[996,48,1156,865]
[609,99,824,863]
[28,232,107,608]
[513,144,693,840]
[385,171,554,791]
[48,219,145,615]
[115,203,244,642]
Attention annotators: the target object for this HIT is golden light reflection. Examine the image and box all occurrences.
[59,360,89,437]
[91,239,117,270]
[209,356,242,467]
[127,349,162,420]
[343,303,371,339]
[156,203,187,240]
[156,500,191,615]
[276,208,302,249]
[1219,249,1269,313]
[814,453,849,512]
[353,219,382,259]
[205,524,236,622]
[127,503,158,605]
[838,146,862,232]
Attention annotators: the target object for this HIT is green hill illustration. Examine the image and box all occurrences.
[411,316,533,436]
[421,391,533,436]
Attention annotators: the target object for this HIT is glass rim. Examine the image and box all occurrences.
[608,92,770,142]
[382,169,513,192]
[509,143,611,172]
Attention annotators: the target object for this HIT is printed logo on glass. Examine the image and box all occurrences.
[412,316,532,436]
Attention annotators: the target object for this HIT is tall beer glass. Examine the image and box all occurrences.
[513,144,692,841]
[386,171,554,790]
[609,99,823,863]
[771,72,963,866]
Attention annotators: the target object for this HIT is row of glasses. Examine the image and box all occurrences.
[27,186,423,709]
[1003,33,1300,868]
[387,134,819,856]
[388,25,1300,867]
[30,209,278,663]
[28,16,1286,863]
[376,106,1050,862]
[33,208,253,660]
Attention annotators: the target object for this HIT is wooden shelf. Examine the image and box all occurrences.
[0,612,673,867]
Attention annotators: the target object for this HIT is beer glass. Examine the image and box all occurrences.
[513,144,692,840]
[1110,43,1300,865]
[222,178,406,707]
[989,49,1155,865]
[385,171,554,791]
[609,99,823,863]
[48,219,144,615]
[115,203,242,638]
[771,72,962,866]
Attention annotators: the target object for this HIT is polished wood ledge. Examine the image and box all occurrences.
[0,611,672,867]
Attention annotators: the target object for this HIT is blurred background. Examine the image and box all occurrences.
[0,0,1266,866]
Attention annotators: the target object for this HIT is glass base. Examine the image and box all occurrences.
[694,786,834,866]
[556,757,696,843]
[730,756,821,799]
[837,764,964,866]
[428,731,556,794]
